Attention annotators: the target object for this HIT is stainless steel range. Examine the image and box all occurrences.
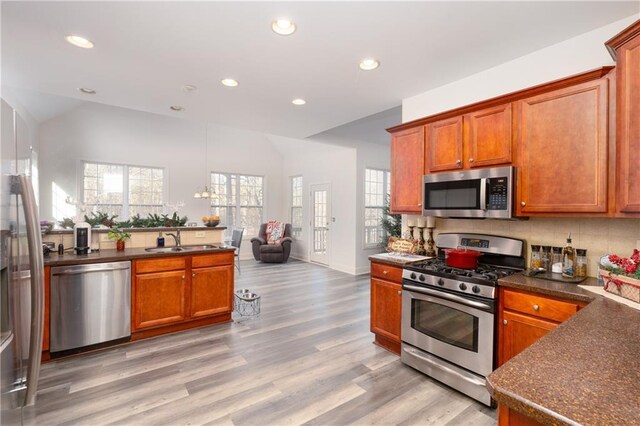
[401,233,525,406]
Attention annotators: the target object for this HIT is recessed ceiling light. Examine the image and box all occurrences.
[182,85,197,92]
[272,18,296,35]
[292,98,306,106]
[359,58,380,71]
[170,105,184,112]
[65,35,94,49]
[221,78,239,87]
[78,87,96,95]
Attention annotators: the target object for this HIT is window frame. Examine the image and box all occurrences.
[210,171,265,239]
[80,160,167,220]
[363,167,391,249]
[290,175,303,239]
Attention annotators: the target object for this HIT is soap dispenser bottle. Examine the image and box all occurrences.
[561,233,576,278]
[157,231,165,247]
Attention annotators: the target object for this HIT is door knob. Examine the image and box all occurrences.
[521,201,526,207]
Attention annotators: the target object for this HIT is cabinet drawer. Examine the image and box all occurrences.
[371,262,403,283]
[135,257,187,274]
[502,289,579,323]
[192,252,234,268]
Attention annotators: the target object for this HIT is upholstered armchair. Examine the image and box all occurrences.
[251,223,293,263]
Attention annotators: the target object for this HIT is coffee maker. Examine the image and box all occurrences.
[73,222,91,255]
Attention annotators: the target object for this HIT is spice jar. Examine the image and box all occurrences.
[552,247,563,266]
[575,249,588,277]
[530,245,543,269]
[541,246,551,271]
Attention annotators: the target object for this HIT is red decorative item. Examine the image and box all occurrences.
[116,240,125,251]
[444,247,483,269]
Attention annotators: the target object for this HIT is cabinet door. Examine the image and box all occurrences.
[499,310,556,366]
[133,270,187,330]
[466,104,512,168]
[390,126,424,213]
[615,30,640,214]
[190,265,233,318]
[517,79,608,215]
[370,278,402,343]
[425,116,463,172]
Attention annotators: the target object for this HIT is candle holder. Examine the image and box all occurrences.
[415,226,426,255]
[426,227,436,257]
[406,225,415,241]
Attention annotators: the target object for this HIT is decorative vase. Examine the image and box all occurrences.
[116,240,125,251]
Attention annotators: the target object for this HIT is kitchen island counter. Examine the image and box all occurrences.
[489,275,640,425]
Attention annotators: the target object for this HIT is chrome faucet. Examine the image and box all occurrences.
[167,229,181,247]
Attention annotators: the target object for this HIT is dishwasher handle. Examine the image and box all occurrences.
[51,262,131,276]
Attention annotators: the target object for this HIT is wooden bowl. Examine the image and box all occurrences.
[204,220,220,227]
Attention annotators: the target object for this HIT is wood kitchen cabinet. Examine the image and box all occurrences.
[43,266,50,354]
[132,252,234,338]
[607,20,640,215]
[424,104,512,173]
[390,126,424,213]
[370,261,403,355]
[516,78,609,215]
[497,288,586,366]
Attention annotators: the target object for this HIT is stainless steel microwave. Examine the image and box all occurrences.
[423,166,515,219]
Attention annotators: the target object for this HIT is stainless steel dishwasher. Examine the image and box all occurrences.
[50,261,131,353]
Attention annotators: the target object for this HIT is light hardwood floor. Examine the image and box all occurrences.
[27,259,497,425]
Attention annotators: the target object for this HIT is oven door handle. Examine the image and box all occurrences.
[403,345,486,387]
[404,284,492,310]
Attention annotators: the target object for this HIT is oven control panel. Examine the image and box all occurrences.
[402,270,496,300]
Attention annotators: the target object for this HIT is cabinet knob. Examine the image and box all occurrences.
[521,201,526,207]
[533,304,540,311]
[503,320,508,325]
[456,159,462,166]
[397,290,402,295]
[182,275,185,280]
[418,203,422,207]
[469,158,474,163]
[383,270,388,275]
[192,273,196,278]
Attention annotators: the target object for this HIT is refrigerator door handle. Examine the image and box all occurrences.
[11,174,44,406]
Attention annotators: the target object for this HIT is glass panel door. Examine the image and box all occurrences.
[310,183,330,265]
[411,298,479,352]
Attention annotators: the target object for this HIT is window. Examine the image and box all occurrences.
[364,168,391,247]
[290,176,303,239]
[210,172,264,237]
[82,161,164,218]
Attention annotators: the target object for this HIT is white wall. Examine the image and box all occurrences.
[38,102,285,260]
[403,14,638,122]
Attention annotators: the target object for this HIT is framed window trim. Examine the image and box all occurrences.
[79,160,168,220]
[363,167,391,249]
[290,175,303,240]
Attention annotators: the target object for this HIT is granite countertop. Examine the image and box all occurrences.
[489,274,640,425]
[497,273,598,303]
[368,252,432,267]
[44,245,235,267]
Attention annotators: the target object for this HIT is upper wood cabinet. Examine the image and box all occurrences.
[465,103,512,168]
[390,126,424,214]
[516,78,609,215]
[607,20,640,215]
[425,105,512,173]
[425,116,463,172]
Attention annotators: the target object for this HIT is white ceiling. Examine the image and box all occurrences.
[2,2,638,139]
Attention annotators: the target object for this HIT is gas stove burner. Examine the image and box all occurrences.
[406,258,518,284]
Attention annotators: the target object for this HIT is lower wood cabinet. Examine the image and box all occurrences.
[132,252,234,335]
[370,261,402,354]
[43,266,50,354]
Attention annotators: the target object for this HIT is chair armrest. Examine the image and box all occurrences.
[280,237,293,245]
[251,237,266,245]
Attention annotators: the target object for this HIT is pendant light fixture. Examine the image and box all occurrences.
[194,124,212,199]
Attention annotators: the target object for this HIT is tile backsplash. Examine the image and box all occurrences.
[404,216,640,277]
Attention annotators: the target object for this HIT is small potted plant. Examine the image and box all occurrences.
[108,227,131,251]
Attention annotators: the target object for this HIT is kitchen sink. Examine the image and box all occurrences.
[144,244,219,253]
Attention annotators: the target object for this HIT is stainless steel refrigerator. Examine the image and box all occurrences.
[0,98,44,424]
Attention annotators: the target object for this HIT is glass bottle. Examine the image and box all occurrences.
[552,247,563,267]
[530,245,542,269]
[561,233,576,278]
[541,246,551,271]
[575,249,588,278]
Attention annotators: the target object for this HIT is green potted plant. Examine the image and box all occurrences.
[107,227,131,251]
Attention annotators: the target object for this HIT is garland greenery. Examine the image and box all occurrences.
[57,211,188,230]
